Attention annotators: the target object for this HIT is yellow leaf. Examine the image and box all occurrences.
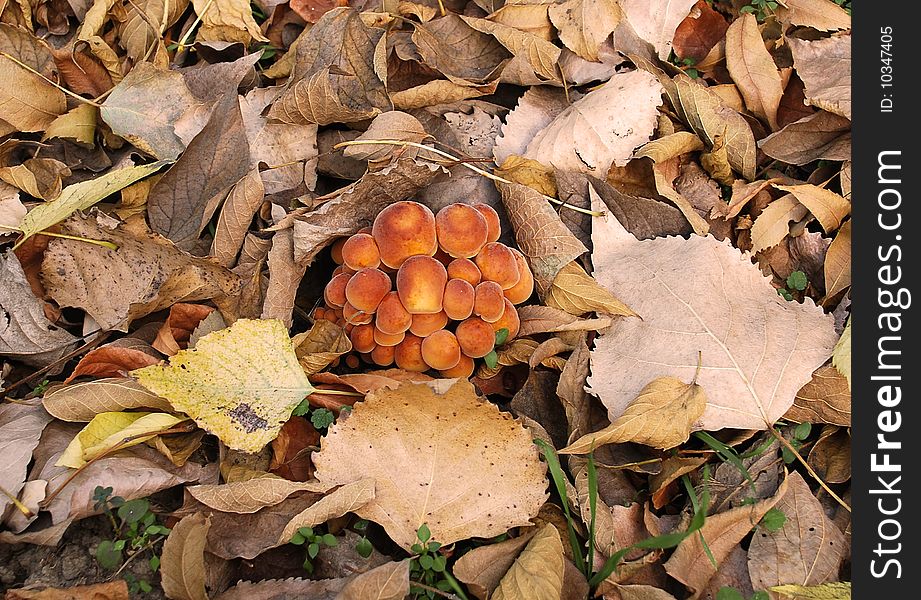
[774,184,850,233]
[725,13,783,130]
[133,319,314,453]
[494,155,557,197]
[56,411,185,468]
[492,524,564,600]
[770,582,851,600]
[546,261,637,317]
[42,104,97,146]
[191,0,267,45]
[750,194,809,254]
[15,162,169,247]
[635,131,705,163]
[562,374,706,453]
[832,318,850,387]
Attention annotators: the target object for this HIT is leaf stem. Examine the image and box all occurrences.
[1,224,119,251]
[332,139,606,217]
[176,0,215,52]
[769,427,851,512]
[0,484,34,518]
[308,388,365,397]
[0,52,102,108]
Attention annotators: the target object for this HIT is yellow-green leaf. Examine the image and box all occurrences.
[770,582,851,600]
[56,411,185,468]
[133,319,315,453]
[42,104,97,146]
[15,161,169,248]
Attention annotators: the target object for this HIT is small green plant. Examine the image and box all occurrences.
[482,328,510,369]
[289,526,338,574]
[32,379,50,395]
[781,422,812,464]
[832,0,851,15]
[759,507,787,532]
[291,401,337,432]
[92,486,170,594]
[777,270,808,301]
[740,0,778,22]
[717,587,770,600]
[353,519,374,558]
[409,524,468,600]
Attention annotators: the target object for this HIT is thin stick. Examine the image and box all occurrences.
[176,0,215,51]
[0,52,102,108]
[0,484,34,518]
[309,388,364,398]
[1,224,119,251]
[769,427,851,512]
[110,535,167,580]
[333,139,605,217]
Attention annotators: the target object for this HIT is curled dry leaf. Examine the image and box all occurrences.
[42,378,174,422]
[153,303,216,355]
[769,582,851,600]
[546,261,637,318]
[774,0,851,32]
[787,34,851,120]
[460,15,562,82]
[278,479,376,543]
[336,559,411,600]
[454,530,537,600]
[292,319,352,376]
[40,214,241,331]
[725,13,783,130]
[789,365,850,426]
[342,111,429,163]
[831,319,850,386]
[3,581,129,600]
[516,305,614,337]
[211,169,265,268]
[672,0,729,62]
[750,195,809,255]
[748,472,845,592]
[191,0,267,45]
[619,0,699,59]
[584,177,692,241]
[188,473,326,514]
[758,111,851,166]
[773,184,850,234]
[587,194,838,431]
[807,426,850,484]
[313,380,548,549]
[160,512,211,600]
[0,403,53,518]
[563,373,706,453]
[56,411,186,468]
[495,156,557,198]
[64,338,162,383]
[549,0,622,62]
[492,524,564,600]
[411,14,510,84]
[134,319,314,453]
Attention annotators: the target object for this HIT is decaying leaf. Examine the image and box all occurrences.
[56,411,186,468]
[134,319,315,453]
[160,512,211,600]
[725,13,783,130]
[313,380,548,549]
[64,338,161,383]
[292,319,352,375]
[454,531,537,600]
[42,378,173,422]
[564,372,706,452]
[587,193,838,431]
[759,111,851,166]
[0,403,53,518]
[831,319,850,386]
[337,559,410,600]
[2,581,130,600]
[549,0,622,62]
[789,365,850,426]
[492,524,564,600]
[188,473,326,514]
[494,87,571,166]
[774,0,851,32]
[787,34,851,119]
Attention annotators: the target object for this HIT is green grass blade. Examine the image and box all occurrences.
[534,438,586,575]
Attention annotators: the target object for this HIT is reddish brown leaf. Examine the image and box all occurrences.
[51,45,113,97]
[290,0,349,23]
[64,338,162,384]
[152,303,216,356]
[270,417,321,482]
[672,0,729,62]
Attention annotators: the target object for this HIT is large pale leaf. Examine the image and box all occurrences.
[313,380,548,549]
[788,34,851,119]
[494,87,571,166]
[774,0,851,32]
[586,193,838,431]
[16,162,168,246]
[620,0,698,59]
[521,69,663,175]
[725,13,783,130]
[748,472,845,591]
[549,0,622,61]
[134,319,315,453]
[492,525,564,600]
[56,411,186,468]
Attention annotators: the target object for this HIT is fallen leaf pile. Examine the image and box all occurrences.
[1,1,851,599]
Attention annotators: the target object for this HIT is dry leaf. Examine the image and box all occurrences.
[831,319,849,386]
[620,0,699,59]
[40,214,241,331]
[521,69,663,175]
[0,403,52,518]
[774,0,851,32]
[587,194,838,431]
[188,474,326,514]
[412,14,510,84]
[546,261,636,318]
[496,181,587,295]
[665,475,790,594]
[614,584,680,600]
[787,34,851,119]
[292,319,352,375]
[160,512,211,600]
[650,456,709,509]
[454,531,537,600]
[759,111,851,165]
[42,378,174,422]
[337,559,411,600]
[725,13,783,130]
[748,472,845,592]
[262,228,306,328]
[582,176,692,240]
[770,582,851,600]
[56,411,186,468]
[492,524,564,600]
[635,132,705,163]
[152,303,216,356]
[774,184,849,234]
[564,373,706,452]
[134,319,314,453]
[210,169,265,268]
[549,0,622,62]
[516,305,613,337]
[0,158,70,201]
[278,479,376,542]
[191,0,267,45]
[0,252,78,367]
[392,79,499,110]
[789,365,850,426]
[270,416,319,482]
[0,52,66,133]
[494,87,571,166]
[672,0,729,62]
[64,338,162,383]
[460,15,561,82]
[313,380,547,549]
[42,104,97,146]
[807,426,850,484]
[750,195,809,254]
[342,111,429,163]
[495,156,557,198]
[3,581,129,600]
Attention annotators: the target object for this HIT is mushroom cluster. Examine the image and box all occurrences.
[315,201,534,377]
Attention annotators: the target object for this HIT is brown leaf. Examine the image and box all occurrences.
[152,303,216,356]
[292,158,441,266]
[672,0,729,62]
[261,228,306,329]
[495,156,557,198]
[748,472,845,592]
[292,319,352,376]
[313,380,548,549]
[1,252,78,367]
[546,261,636,318]
[721,178,781,219]
[787,34,851,119]
[64,338,161,383]
[822,219,850,301]
[613,584,679,600]
[665,475,790,594]
[3,581,129,600]
[40,214,241,331]
[675,74,757,180]
[675,162,733,240]
[0,157,70,200]
[496,181,587,296]
[774,0,851,32]
[270,417,320,481]
[788,364,850,426]
[191,0,267,45]
[0,29,65,132]
[0,403,52,519]
[492,524,564,600]
[494,87,571,166]
[549,0,622,61]
[649,456,709,509]
[725,13,783,130]
[520,70,663,175]
[161,512,211,600]
[564,374,706,452]
[342,111,429,163]
[188,473,325,514]
[699,546,756,600]
[392,79,499,110]
[148,94,251,249]
[278,479,376,543]
[268,67,383,126]
[454,531,537,600]
[635,131,705,163]
[50,44,113,97]
[774,184,849,234]
[460,15,561,82]
[620,0,699,59]
[42,378,173,422]
[412,14,510,84]
[646,157,712,235]
[517,305,613,337]
[750,195,809,254]
[291,0,349,23]
[100,63,199,161]
[807,426,850,484]
[584,175,692,240]
[758,111,851,165]
[588,195,838,431]
[511,371,568,449]
[337,559,411,600]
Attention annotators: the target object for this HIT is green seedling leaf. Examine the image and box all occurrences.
[495,328,510,347]
[117,498,150,524]
[311,408,335,430]
[96,540,123,570]
[308,542,320,559]
[760,507,787,531]
[417,523,431,543]
[787,270,808,291]
[483,350,498,369]
[717,587,746,600]
[793,422,812,440]
[356,537,373,558]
